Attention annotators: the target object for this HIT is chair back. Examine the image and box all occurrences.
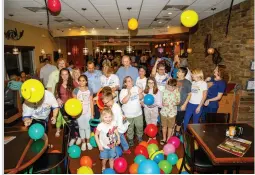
[205,113,230,123]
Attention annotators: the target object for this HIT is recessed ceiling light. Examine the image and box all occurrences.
[158,21,162,23]
[167,26,169,28]
[81,8,87,11]
[116,27,119,30]
[92,28,95,30]
[168,12,172,15]
[69,28,71,31]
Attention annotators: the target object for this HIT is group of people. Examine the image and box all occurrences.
[20,54,228,171]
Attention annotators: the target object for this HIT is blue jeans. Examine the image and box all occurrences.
[119,133,129,151]
[183,103,203,131]
[100,147,116,159]
[201,105,218,122]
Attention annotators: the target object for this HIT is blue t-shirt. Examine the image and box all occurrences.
[116,66,139,89]
[207,79,226,108]
[84,70,102,94]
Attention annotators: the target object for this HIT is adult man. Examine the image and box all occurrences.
[46,58,66,93]
[116,55,139,89]
[40,58,57,87]
[84,61,102,119]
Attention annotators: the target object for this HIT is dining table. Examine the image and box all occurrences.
[187,123,254,169]
[4,126,48,174]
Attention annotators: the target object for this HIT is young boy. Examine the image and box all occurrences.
[160,79,180,145]
[102,91,131,154]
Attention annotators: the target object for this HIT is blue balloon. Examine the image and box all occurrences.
[138,160,160,174]
[134,154,147,164]
[144,94,154,106]
[181,171,189,174]
[167,153,178,165]
[103,168,116,174]
[116,146,123,157]
[28,123,45,140]
[153,152,164,163]
[68,145,81,158]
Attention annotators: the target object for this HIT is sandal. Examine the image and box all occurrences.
[160,140,166,145]
[55,130,61,137]
[102,168,105,173]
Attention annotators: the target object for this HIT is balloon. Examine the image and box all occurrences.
[176,158,191,172]
[180,10,199,27]
[90,132,95,137]
[148,139,158,145]
[77,166,93,174]
[147,144,159,157]
[167,153,178,165]
[167,136,181,149]
[103,168,115,174]
[129,163,139,174]
[179,135,184,143]
[114,157,127,173]
[51,149,61,153]
[68,145,81,158]
[47,0,61,13]
[138,160,160,174]
[144,94,154,106]
[96,89,104,109]
[28,123,45,140]
[116,146,123,157]
[158,160,172,174]
[150,150,164,164]
[128,18,138,30]
[64,98,82,117]
[80,156,93,168]
[135,145,149,158]
[181,171,189,174]
[134,154,147,165]
[163,144,175,155]
[31,139,44,153]
[139,141,148,148]
[89,136,97,148]
[144,124,158,138]
[21,79,44,103]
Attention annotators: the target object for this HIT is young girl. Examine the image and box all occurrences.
[183,69,208,131]
[55,68,80,146]
[95,108,120,172]
[119,76,144,146]
[136,66,147,91]
[160,79,180,145]
[73,75,94,151]
[142,77,162,126]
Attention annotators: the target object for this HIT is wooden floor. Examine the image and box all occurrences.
[7,119,254,174]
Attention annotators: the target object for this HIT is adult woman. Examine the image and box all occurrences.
[72,67,81,88]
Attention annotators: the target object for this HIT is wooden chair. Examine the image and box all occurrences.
[32,125,71,174]
[204,113,230,123]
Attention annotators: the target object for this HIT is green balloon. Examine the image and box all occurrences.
[90,136,97,148]
[68,145,81,158]
[31,139,44,153]
[147,144,159,155]
[28,123,45,140]
[158,160,172,174]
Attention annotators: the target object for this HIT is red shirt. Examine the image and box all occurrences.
[59,85,72,103]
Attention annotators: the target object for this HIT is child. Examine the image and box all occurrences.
[183,69,208,131]
[95,108,120,172]
[136,66,147,91]
[73,75,94,151]
[160,79,180,145]
[102,91,131,154]
[119,76,144,146]
[142,77,162,126]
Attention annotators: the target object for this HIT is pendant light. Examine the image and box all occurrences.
[208,8,216,55]
[83,36,89,55]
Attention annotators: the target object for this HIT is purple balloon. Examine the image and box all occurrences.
[163,144,175,155]
[167,136,181,148]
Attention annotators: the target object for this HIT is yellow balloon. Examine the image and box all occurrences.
[181,10,199,27]
[77,166,93,174]
[64,98,82,117]
[128,18,138,30]
[176,158,191,172]
[21,79,45,103]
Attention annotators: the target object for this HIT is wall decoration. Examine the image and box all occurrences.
[246,78,254,91]
[250,61,254,71]
[4,28,24,40]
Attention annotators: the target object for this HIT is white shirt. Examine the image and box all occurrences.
[189,81,208,104]
[97,122,118,149]
[111,103,130,134]
[22,90,58,120]
[136,77,147,91]
[100,74,120,102]
[119,86,142,118]
[185,68,192,82]
[155,73,169,92]
[46,69,60,93]
[40,64,57,87]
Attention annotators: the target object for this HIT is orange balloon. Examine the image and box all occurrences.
[80,156,93,168]
[51,150,61,153]
[129,163,139,174]
[139,141,148,148]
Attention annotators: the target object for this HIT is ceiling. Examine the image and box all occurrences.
[4,0,246,31]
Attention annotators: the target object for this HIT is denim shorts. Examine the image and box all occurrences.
[100,147,117,159]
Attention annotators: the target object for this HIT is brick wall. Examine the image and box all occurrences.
[188,0,254,88]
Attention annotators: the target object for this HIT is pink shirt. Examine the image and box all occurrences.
[59,85,72,103]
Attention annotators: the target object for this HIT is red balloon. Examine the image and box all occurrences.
[144,124,158,138]
[148,139,158,145]
[114,157,127,173]
[47,0,61,13]
[134,145,149,158]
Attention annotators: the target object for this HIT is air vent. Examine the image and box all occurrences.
[24,7,47,13]
[55,19,73,23]
[163,5,188,11]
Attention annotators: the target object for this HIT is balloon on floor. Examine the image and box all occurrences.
[148,139,158,145]
[129,163,139,174]
[102,168,115,174]
[139,141,148,148]
[158,160,173,174]
[21,79,44,103]
[80,156,93,168]
[68,145,81,158]
[149,150,164,164]
[89,136,97,148]
[180,10,199,27]
[64,98,82,117]
[176,158,191,172]
[28,123,45,140]
[144,124,158,138]
[134,154,147,165]
[167,153,178,165]
[114,157,127,173]
[167,136,181,148]
[138,159,160,174]
[163,143,175,155]
[77,166,93,174]
[147,144,159,157]
[135,145,149,158]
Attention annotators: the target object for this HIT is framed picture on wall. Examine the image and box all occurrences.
[39,55,44,63]
[246,78,254,91]
[250,61,254,71]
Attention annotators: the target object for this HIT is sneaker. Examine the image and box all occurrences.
[128,140,134,147]
[81,143,86,151]
[69,139,76,146]
[87,143,93,150]
[123,149,131,154]
[76,137,82,145]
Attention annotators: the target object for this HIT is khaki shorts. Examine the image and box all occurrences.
[161,115,176,128]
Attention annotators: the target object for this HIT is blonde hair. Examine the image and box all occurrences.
[192,69,204,80]
[100,108,114,122]
[102,65,113,76]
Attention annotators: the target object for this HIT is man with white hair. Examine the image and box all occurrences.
[116,55,139,89]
